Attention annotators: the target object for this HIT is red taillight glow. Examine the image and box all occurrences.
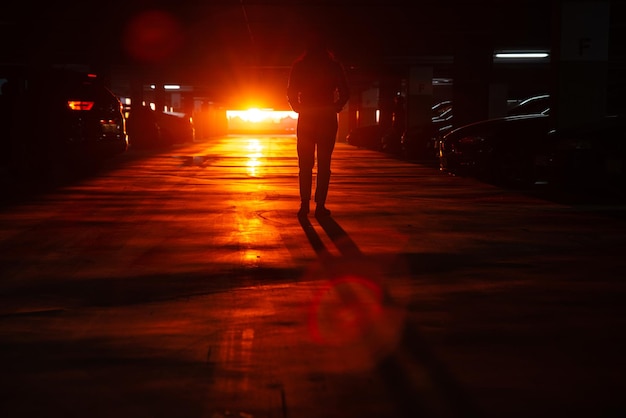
[67,101,94,111]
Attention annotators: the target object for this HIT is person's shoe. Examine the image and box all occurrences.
[297,202,310,217]
[315,205,331,218]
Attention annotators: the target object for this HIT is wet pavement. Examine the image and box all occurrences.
[1,135,626,418]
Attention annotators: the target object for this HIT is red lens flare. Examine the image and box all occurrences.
[306,274,406,372]
[123,10,184,63]
[308,275,384,345]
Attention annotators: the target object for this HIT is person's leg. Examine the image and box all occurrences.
[314,117,338,216]
[297,131,315,216]
[315,139,334,205]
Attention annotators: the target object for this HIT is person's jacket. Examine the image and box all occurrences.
[287,50,350,115]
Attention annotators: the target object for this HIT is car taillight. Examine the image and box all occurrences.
[67,100,94,111]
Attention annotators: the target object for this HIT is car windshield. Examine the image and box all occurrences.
[508,95,550,116]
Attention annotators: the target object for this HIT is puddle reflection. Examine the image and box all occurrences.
[245,138,264,177]
[218,328,256,392]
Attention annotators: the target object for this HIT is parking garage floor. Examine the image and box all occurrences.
[1,135,626,418]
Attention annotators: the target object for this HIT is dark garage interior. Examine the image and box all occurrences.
[1,2,626,418]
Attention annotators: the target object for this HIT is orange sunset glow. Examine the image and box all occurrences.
[227,108,298,133]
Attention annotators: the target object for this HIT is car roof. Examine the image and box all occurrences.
[448,113,548,132]
[548,114,626,138]
[507,94,550,116]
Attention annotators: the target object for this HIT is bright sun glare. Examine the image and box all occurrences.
[226,108,298,133]
[227,108,298,123]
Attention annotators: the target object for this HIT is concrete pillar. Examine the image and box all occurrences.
[182,91,194,115]
[130,71,143,111]
[378,71,400,133]
[407,66,432,130]
[359,86,379,126]
[488,83,509,119]
[452,42,493,128]
[337,110,350,142]
[552,0,610,128]
[154,83,166,113]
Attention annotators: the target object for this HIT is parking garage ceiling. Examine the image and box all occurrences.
[14,0,626,110]
[5,0,553,71]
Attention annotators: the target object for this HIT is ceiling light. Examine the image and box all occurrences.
[495,53,549,59]
[149,84,181,90]
[493,50,550,62]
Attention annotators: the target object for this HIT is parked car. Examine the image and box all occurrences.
[507,94,550,116]
[345,125,383,150]
[439,113,553,186]
[401,100,454,161]
[1,64,127,177]
[380,95,407,154]
[400,125,438,160]
[537,115,626,194]
[126,106,195,149]
[380,128,403,154]
[424,94,550,162]
[432,100,452,119]
[156,111,195,145]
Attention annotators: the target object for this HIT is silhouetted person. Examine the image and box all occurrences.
[287,32,350,218]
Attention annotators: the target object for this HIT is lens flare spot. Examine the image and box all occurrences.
[307,275,406,371]
[226,109,298,133]
[123,10,184,63]
[309,276,384,345]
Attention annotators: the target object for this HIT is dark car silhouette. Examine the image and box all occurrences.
[126,106,195,149]
[1,64,127,180]
[399,100,454,161]
[439,113,553,186]
[422,95,550,163]
[538,115,626,195]
[345,125,383,150]
[507,94,550,116]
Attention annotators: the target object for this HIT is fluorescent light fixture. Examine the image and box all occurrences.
[495,52,549,59]
[433,78,453,85]
[148,84,182,90]
[493,50,550,63]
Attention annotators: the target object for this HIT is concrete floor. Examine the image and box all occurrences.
[1,135,626,418]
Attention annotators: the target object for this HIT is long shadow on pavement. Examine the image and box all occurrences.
[298,213,481,418]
